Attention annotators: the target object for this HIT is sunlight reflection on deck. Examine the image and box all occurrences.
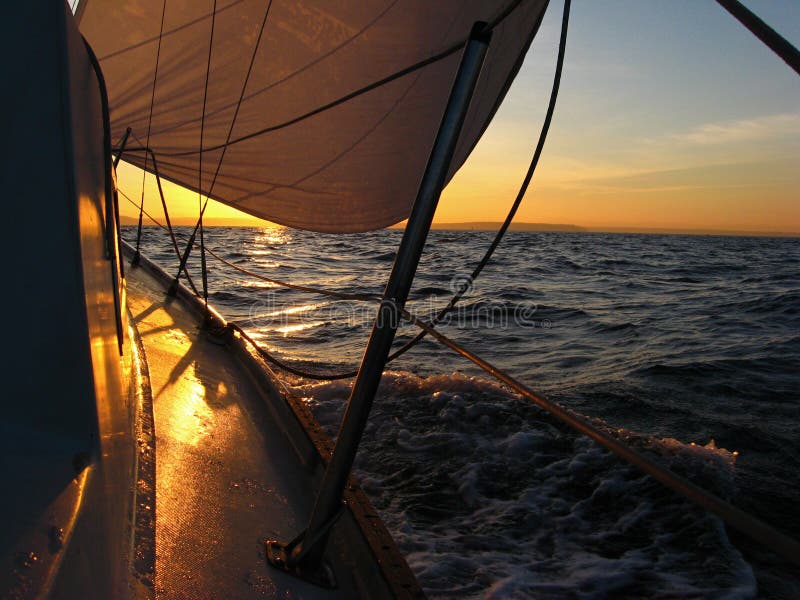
[165,366,217,447]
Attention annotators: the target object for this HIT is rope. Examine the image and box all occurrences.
[150,0,401,141]
[130,131,202,297]
[115,0,564,379]
[399,307,800,567]
[135,0,168,259]
[170,0,273,294]
[98,0,247,62]
[205,248,379,303]
[198,0,218,307]
[119,191,373,379]
[228,323,360,381]
[388,0,570,364]
[208,0,273,195]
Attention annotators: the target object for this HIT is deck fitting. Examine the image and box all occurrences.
[265,539,337,589]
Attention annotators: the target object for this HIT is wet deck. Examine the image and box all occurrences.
[126,264,341,599]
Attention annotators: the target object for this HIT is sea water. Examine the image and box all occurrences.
[128,226,799,597]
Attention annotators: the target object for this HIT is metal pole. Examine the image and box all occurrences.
[266,21,492,585]
[113,128,133,280]
[716,0,800,76]
[147,149,202,296]
[113,127,132,169]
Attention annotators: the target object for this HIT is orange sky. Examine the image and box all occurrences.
[117,142,799,234]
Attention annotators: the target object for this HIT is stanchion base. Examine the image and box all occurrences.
[265,539,337,589]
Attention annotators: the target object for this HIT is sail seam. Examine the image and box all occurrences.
[144,0,528,158]
[97,0,246,61]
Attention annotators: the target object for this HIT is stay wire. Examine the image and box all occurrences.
[716,0,800,76]
[171,0,273,292]
[387,0,570,363]
[118,192,369,380]
[209,0,273,196]
[121,0,568,379]
[129,131,202,297]
[135,0,168,258]
[198,0,218,307]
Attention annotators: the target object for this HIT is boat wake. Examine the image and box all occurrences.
[295,370,755,598]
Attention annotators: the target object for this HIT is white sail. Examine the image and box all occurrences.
[80,0,548,232]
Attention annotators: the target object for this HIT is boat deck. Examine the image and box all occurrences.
[126,264,342,599]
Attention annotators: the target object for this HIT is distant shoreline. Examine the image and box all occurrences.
[424,223,800,238]
[120,217,799,238]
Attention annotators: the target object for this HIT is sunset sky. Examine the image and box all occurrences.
[118,0,800,233]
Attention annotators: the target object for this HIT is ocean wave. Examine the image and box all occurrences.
[296,370,753,598]
[129,227,799,597]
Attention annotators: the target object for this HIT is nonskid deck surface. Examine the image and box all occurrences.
[126,265,341,599]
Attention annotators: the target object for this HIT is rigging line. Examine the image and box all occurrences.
[119,190,378,303]
[229,4,467,205]
[198,0,218,307]
[98,0,246,61]
[152,0,527,158]
[204,248,380,303]
[180,244,389,380]
[169,0,273,296]
[208,0,273,197]
[152,45,462,157]
[716,0,800,77]
[387,0,570,364]
[228,323,359,381]
[135,0,168,260]
[128,131,202,296]
[400,307,800,567]
[119,195,372,380]
[153,0,400,139]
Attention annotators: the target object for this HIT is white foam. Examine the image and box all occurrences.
[293,369,757,598]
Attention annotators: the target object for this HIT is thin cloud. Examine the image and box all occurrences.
[670,112,800,145]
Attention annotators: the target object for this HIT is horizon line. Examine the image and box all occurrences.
[120,216,800,238]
